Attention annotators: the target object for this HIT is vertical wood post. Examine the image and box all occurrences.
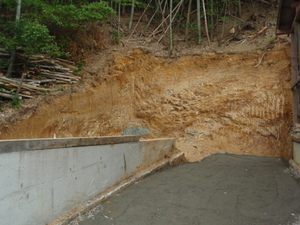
[196,0,201,44]
[291,23,300,124]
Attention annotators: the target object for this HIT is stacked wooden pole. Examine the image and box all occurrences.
[0,49,80,100]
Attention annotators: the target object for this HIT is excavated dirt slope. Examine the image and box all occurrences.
[0,45,292,162]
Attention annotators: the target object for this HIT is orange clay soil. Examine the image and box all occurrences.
[0,44,292,162]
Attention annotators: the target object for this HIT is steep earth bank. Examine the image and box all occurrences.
[0,43,292,162]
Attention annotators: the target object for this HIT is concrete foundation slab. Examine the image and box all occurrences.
[74,154,300,225]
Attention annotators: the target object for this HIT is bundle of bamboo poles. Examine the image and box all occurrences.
[0,49,81,100]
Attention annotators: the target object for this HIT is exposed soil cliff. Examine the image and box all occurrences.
[0,42,292,161]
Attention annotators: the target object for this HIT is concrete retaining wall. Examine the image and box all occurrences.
[0,136,175,225]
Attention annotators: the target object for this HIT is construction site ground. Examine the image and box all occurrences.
[0,4,299,225]
[70,153,300,225]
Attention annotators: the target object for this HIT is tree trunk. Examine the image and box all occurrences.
[16,0,22,20]
[7,0,22,77]
[118,1,121,39]
[238,0,242,18]
[221,0,228,41]
[210,0,214,39]
[129,0,135,29]
[169,0,173,55]
[144,3,159,34]
[161,0,168,32]
[129,0,153,38]
[202,0,210,45]
[122,4,125,15]
[185,0,192,41]
[196,0,201,44]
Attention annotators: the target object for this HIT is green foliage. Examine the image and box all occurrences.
[0,0,115,58]
[42,87,65,95]
[55,87,65,92]
[0,98,7,112]
[10,95,22,109]
[186,23,198,31]
[269,35,276,43]
[0,59,9,71]
[114,0,148,8]
[39,1,115,28]
[73,63,84,77]
[19,19,60,55]
[42,90,49,95]
[112,31,124,43]
[220,16,230,22]
[0,18,62,57]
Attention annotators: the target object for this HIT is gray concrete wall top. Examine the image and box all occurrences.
[0,135,141,154]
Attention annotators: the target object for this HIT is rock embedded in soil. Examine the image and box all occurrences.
[123,127,151,136]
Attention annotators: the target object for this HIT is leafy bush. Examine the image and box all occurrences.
[0,0,115,57]
[19,19,59,54]
[114,0,148,8]
[10,95,22,109]
[38,1,115,28]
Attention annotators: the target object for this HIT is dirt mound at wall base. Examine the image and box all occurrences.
[0,44,292,162]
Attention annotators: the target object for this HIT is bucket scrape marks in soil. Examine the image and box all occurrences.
[0,47,292,162]
[110,48,292,161]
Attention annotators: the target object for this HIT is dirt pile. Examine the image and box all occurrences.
[0,43,292,162]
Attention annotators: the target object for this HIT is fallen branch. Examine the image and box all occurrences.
[40,70,80,80]
[55,57,75,65]
[0,76,51,92]
[38,65,71,72]
[157,0,185,44]
[247,26,270,41]
[16,72,26,96]
[0,92,22,100]
[128,0,153,39]
[144,0,183,43]
[13,78,57,84]
[258,0,272,4]
[0,90,32,99]
[254,52,266,68]
[228,14,245,23]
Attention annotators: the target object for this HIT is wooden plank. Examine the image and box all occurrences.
[13,79,57,84]
[0,90,32,99]
[0,92,21,100]
[247,26,270,41]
